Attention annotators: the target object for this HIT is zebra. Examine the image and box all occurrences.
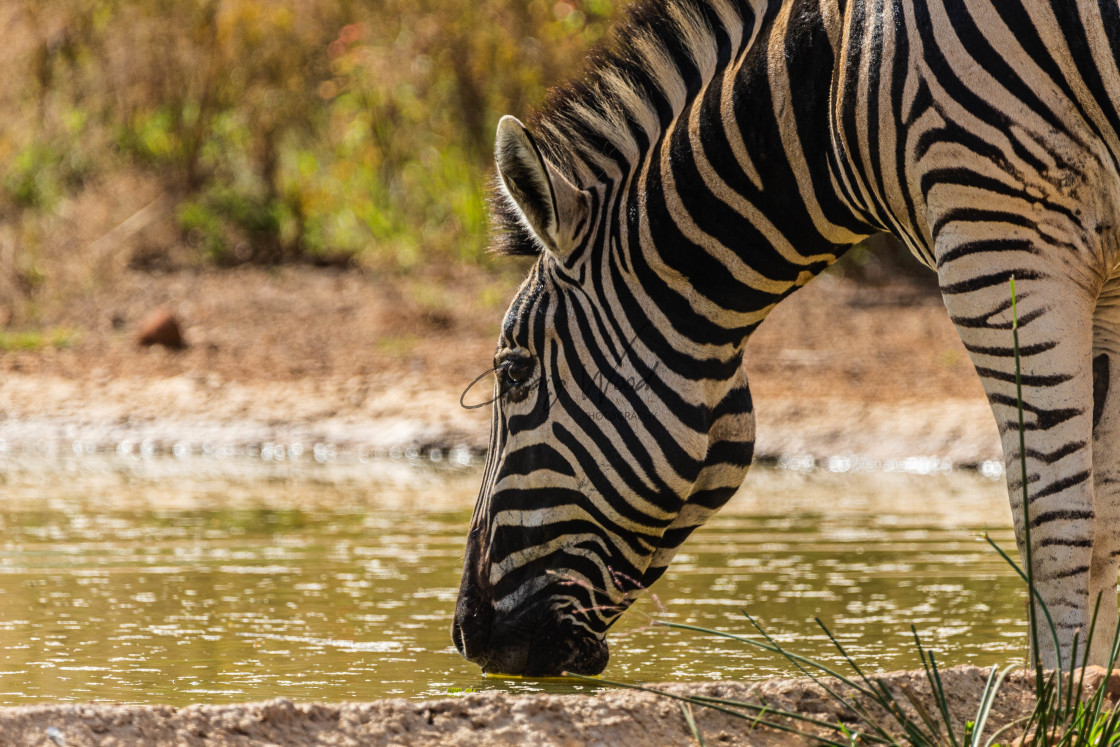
[451,0,1120,676]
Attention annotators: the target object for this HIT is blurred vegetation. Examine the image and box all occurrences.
[0,0,619,310]
[0,0,929,323]
[0,326,79,352]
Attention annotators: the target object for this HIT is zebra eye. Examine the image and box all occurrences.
[497,352,535,400]
[504,358,533,385]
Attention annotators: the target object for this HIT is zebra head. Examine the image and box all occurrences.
[451,116,756,676]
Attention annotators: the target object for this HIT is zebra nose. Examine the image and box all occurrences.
[453,601,610,676]
[452,547,608,675]
[451,606,532,674]
[526,617,609,676]
[451,587,494,664]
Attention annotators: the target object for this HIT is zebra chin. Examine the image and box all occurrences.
[451,594,610,676]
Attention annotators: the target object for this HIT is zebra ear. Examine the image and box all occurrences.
[494,115,588,258]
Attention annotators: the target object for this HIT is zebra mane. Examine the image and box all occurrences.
[492,0,749,257]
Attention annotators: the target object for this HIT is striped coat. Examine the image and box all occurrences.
[452,0,1120,676]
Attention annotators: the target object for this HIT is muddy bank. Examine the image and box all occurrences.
[4,665,1113,746]
[0,367,999,467]
[0,373,488,459]
[0,269,999,466]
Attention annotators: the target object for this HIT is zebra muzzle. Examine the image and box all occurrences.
[452,587,609,676]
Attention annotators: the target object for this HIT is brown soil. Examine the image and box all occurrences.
[0,265,998,463]
[3,665,1117,746]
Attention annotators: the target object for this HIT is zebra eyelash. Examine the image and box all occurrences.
[459,359,541,410]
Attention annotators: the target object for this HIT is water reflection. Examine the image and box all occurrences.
[0,456,1023,704]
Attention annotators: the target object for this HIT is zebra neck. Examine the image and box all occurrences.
[588,0,876,349]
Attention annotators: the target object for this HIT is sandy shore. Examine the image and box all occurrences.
[6,665,1118,746]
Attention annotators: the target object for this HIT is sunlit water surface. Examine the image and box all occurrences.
[0,454,1022,704]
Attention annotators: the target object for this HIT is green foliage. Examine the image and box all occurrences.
[0,0,621,270]
[3,142,89,209]
[445,686,477,695]
[0,327,79,352]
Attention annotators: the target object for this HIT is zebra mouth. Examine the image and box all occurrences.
[452,599,609,676]
[524,616,609,676]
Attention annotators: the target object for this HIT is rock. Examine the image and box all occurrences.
[1072,665,1120,703]
[136,308,185,349]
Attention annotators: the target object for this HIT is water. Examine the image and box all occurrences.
[0,453,1024,705]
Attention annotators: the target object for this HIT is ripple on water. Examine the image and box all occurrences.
[0,458,1024,704]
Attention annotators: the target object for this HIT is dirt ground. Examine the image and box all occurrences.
[0,264,999,464]
[0,265,1010,744]
[4,665,1119,746]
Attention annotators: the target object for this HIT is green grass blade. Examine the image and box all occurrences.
[661,616,891,738]
[684,693,870,735]
[982,715,1032,747]
[681,702,706,747]
[897,680,946,745]
[983,527,1065,709]
[812,619,943,744]
[747,615,901,735]
[738,614,901,741]
[815,617,874,686]
[655,620,866,688]
[909,629,957,747]
[562,672,856,747]
[1064,617,1090,720]
[929,651,959,747]
[970,664,1018,747]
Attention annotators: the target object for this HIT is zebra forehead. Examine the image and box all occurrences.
[500,271,549,339]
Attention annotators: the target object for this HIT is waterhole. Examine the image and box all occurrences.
[0,452,1023,704]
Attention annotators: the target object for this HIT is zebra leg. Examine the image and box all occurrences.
[939,267,1097,670]
[1089,278,1120,663]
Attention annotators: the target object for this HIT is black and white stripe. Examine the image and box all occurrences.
[452,0,1120,675]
